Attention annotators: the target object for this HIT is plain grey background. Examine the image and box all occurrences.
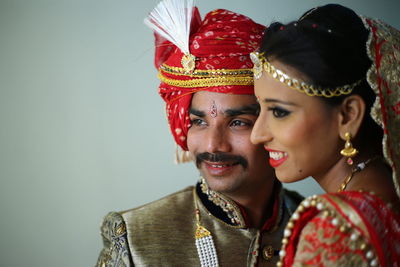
[1,0,399,266]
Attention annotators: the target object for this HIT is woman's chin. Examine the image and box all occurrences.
[275,170,305,184]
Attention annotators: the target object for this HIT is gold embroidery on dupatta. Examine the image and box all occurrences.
[362,16,400,198]
[293,212,368,267]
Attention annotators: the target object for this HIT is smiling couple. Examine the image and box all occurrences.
[96,1,400,267]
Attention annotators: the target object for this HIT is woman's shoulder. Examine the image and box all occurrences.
[278,191,400,267]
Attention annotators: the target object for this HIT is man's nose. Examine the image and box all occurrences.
[205,126,231,153]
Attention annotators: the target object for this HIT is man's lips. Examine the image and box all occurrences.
[202,161,240,176]
[203,161,239,168]
[264,147,288,168]
[195,152,248,169]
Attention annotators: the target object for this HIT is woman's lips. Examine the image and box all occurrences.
[265,148,288,168]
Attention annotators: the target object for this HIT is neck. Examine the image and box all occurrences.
[228,181,276,228]
[315,154,377,193]
[347,158,398,205]
[315,156,352,193]
[316,155,396,200]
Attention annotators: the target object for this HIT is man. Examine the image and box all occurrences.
[96,5,302,267]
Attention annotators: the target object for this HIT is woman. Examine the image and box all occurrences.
[250,4,400,266]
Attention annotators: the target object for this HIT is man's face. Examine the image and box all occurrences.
[187,91,275,198]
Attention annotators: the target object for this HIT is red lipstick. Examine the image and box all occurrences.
[264,147,288,168]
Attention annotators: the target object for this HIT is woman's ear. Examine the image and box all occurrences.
[337,95,366,140]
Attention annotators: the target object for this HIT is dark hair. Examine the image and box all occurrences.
[259,4,382,155]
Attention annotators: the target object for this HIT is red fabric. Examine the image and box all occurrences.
[331,192,400,266]
[366,18,400,198]
[284,208,318,266]
[291,214,368,265]
[235,182,283,230]
[282,191,400,267]
[154,9,265,150]
[260,186,283,231]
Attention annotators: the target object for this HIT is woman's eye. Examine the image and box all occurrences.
[268,107,291,118]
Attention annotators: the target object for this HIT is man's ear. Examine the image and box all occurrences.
[337,95,366,140]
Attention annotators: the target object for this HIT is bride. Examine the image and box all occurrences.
[250,4,400,266]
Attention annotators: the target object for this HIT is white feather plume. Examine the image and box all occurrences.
[144,0,195,55]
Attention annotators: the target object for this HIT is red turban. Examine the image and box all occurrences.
[154,9,266,151]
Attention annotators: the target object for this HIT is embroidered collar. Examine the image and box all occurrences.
[199,177,245,226]
[197,177,284,230]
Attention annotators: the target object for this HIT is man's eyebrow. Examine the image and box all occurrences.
[262,98,297,106]
[189,108,205,117]
[224,104,260,116]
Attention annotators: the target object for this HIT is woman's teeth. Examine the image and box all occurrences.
[269,151,288,160]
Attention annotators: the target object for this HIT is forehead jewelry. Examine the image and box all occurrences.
[210,101,217,118]
[250,51,363,98]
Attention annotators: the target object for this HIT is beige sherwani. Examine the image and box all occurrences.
[96,181,302,267]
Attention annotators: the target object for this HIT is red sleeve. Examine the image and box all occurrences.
[291,213,370,266]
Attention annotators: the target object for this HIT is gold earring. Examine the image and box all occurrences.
[340,132,359,165]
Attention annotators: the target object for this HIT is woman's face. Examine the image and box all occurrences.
[250,61,343,183]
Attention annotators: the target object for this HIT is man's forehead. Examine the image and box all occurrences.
[190,91,257,111]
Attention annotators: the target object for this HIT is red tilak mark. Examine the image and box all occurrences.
[210,101,217,118]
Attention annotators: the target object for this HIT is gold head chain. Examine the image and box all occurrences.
[250,51,363,98]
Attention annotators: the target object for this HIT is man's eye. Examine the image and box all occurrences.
[190,118,206,126]
[268,107,291,118]
[230,120,249,127]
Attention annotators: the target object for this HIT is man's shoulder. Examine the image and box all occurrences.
[97,211,133,267]
[282,187,304,213]
[119,185,195,221]
[282,188,304,202]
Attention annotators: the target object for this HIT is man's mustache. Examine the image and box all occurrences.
[195,152,248,168]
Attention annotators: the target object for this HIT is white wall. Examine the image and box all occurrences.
[0,0,399,266]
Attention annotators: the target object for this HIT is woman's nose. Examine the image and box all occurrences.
[251,115,272,145]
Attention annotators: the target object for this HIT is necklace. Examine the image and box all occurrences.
[193,189,219,267]
[338,157,378,192]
